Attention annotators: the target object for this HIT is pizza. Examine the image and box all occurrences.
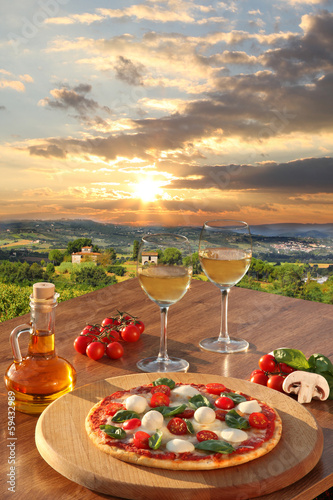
[85,377,282,470]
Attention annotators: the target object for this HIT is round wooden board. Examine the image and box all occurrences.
[35,372,323,500]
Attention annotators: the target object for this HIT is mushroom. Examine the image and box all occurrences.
[282,371,330,403]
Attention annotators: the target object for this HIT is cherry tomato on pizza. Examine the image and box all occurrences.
[249,412,269,429]
[196,430,219,442]
[150,392,170,408]
[167,417,187,435]
[122,418,142,430]
[133,431,151,449]
[215,409,228,421]
[104,402,125,416]
[177,408,195,419]
[205,383,226,395]
[151,385,171,396]
[215,396,235,410]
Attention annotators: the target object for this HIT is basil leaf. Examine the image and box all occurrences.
[220,392,247,403]
[188,394,214,409]
[274,348,310,371]
[225,410,250,430]
[154,404,187,417]
[195,440,235,454]
[100,424,126,440]
[153,377,176,389]
[184,418,195,434]
[111,410,140,423]
[149,430,163,450]
[308,354,333,376]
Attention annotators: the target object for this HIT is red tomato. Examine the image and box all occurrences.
[105,402,125,416]
[106,342,124,359]
[215,396,235,410]
[215,409,228,421]
[205,383,226,395]
[249,412,269,429]
[250,372,269,386]
[167,417,187,435]
[123,418,141,430]
[151,385,171,396]
[135,320,145,334]
[101,317,115,327]
[267,375,285,392]
[259,354,277,373]
[278,362,294,374]
[196,430,219,442]
[121,324,141,342]
[250,369,266,378]
[74,335,91,354]
[177,408,195,419]
[133,431,150,449]
[100,329,120,342]
[86,341,105,360]
[81,325,100,338]
[150,392,170,408]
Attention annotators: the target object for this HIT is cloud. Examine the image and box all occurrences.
[39,84,99,114]
[114,56,145,86]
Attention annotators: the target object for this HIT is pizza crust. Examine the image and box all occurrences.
[85,385,283,471]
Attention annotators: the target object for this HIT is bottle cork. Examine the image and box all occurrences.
[33,282,55,300]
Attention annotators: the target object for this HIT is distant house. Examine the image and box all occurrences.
[142,251,158,265]
[72,246,101,264]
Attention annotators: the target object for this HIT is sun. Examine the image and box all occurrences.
[133,179,164,202]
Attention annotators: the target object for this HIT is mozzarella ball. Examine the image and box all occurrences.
[166,439,195,453]
[125,395,148,413]
[194,406,216,424]
[172,385,201,400]
[141,410,164,430]
[237,400,261,414]
[221,428,248,443]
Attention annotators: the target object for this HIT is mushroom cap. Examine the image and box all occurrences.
[282,371,330,403]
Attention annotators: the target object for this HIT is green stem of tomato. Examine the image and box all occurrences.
[157,306,170,362]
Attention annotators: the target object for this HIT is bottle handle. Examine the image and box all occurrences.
[10,324,31,363]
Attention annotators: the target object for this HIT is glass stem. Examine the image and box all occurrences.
[218,289,230,343]
[157,306,170,361]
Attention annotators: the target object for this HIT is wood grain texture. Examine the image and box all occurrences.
[35,372,323,500]
[1,278,332,500]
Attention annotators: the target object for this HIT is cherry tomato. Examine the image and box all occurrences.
[167,417,187,435]
[259,354,277,373]
[177,408,195,419]
[250,372,269,386]
[215,396,235,410]
[81,325,100,338]
[123,418,141,430]
[267,375,285,392]
[150,392,170,408]
[133,431,150,449]
[74,335,91,354]
[105,402,125,416]
[135,320,145,334]
[249,412,269,429]
[121,324,141,342]
[215,409,228,421]
[151,385,171,396]
[101,317,118,328]
[250,369,266,378]
[86,341,105,360]
[205,383,226,395]
[278,362,294,374]
[106,342,124,359]
[196,430,219,442]
[100,329,120,342]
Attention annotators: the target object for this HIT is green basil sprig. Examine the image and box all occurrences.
[195,440,235,454]
[111,410,140,423]
[153,377,176,389]
[153,404,187,417]
[149,430,163,450]
[225,410,250,430]
[100,424,126,440]
[220,392,247,403]
[274,348,333,399]
[184,418,195,434]
[188,394,214,409]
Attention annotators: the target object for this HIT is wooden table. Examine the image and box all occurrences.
[1,279,332,500]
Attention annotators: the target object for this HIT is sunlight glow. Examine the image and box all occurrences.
[133,179,164,202]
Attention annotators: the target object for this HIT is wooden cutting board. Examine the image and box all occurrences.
[35,372,323,500]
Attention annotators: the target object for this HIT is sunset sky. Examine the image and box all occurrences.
[0,0,332,226]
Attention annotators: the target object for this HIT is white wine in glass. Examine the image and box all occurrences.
[198,220,252,353]
[137,233,192,372]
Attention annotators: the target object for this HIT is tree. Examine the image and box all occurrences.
[133,240,139,260]
[162,247,182,265]
[71,266,116,288]
[48,249,65,266]
[66,238,92,255]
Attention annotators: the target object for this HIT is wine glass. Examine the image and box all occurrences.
[198,220,252,353]
[136,233,192,372]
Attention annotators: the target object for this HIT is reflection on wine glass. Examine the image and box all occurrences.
[198,220,252,353]
[136,233,192,372]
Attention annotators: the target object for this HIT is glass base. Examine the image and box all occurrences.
[199,336,249,353]
[137,356,189,373]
